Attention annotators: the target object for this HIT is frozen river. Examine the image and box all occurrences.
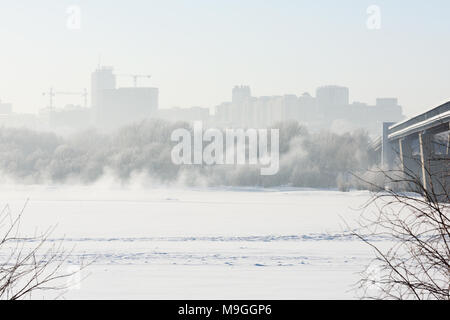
[0,185,379,299]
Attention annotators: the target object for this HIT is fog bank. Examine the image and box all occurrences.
[0,119,376,189]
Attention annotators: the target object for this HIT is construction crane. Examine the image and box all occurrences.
[42,88,88,110]
[116,74,152,87]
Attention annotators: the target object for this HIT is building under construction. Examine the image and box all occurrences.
[91,66,159,130]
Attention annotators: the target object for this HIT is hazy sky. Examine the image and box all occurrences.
[0,0,449,116]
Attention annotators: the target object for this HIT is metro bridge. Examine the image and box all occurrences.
[372,101,449,197]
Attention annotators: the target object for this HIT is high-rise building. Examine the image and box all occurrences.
[298,92,318,121]
[316,85,349,108]
[215,102,233,125]
[97,87,158,129]
[283,94,300,121]
[230,86,252,126]
[90,66,159,129]
[91,66,116,111]
[232,85,251,105]
[0,100,12,114]
[375,98,403,122]
[376,98,398,108]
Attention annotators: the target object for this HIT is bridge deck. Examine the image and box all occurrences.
[388,101,450,140]
[371,101,450,151]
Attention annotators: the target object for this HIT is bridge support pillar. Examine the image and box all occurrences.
[382,122,396,169]
[419,132,433,193]
[398,137,421,192]
[399,137,417,173]
[447,131,450,155]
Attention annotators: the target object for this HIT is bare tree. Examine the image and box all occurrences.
[0,201,88,300]
[352,141,449,300]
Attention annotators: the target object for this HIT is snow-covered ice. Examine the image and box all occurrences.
[0,185,382,299]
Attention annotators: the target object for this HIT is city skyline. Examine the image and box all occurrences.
[0,1,449,117]
[0,63,405,136]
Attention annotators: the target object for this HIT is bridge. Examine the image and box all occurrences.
[373,101,449,196]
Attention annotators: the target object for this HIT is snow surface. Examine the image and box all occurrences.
[0,185,384,299]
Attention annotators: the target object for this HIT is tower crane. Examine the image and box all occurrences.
[42,88,88,110]
[116,74,152,87]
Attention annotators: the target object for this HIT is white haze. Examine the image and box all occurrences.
[0,119,376,190]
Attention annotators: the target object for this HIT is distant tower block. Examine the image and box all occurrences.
[316,85,349,107]
[232,85,251,105]
[91,66,116,109]
[0,100,12,114]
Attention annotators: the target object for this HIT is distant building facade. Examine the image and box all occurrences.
[49,104,92,132]
[0,100,12,115]
[316,85,349,108]
[213,85,405,135]
[97,87,158,129]
[91,66,158,130]
[156,106,210,123]
[91,66,116,111]
[232,85,251,104]
[0,76,405,136]
[0,100,41,130]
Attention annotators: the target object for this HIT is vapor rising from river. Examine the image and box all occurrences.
[0,119,377,189]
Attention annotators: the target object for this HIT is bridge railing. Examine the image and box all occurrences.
[388,101,450,135]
